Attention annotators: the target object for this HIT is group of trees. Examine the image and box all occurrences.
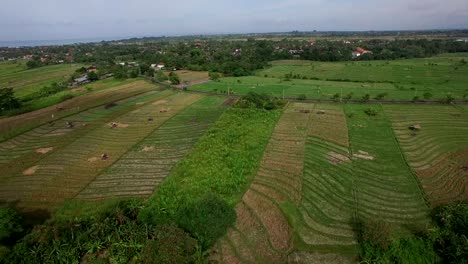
[0,88,21,114]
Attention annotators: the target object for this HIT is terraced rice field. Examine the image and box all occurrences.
[0,90,173,169]
[385,105,468,206]
[0,80,156,141]
[214,103,432,263]
[77,96,226,200]
[0,92,204,209]
[212,102,314,263]
[285,104,429,261]
[294,104,357,256]
[0,61,83,98]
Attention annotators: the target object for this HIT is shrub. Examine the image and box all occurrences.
[423,92,433,100]
[0,88,21,113]
[141,224,198,264]
[169,72,180,85]
[443,94,455,104]
[298,94,307,100]
[432,202,468,263]
[374,92,388,100]
[236,92,286,110]
[175,194,235,250]
[208,72,220,82]
[364,108,378,116]
[0,208,23,241]
[344,92,354,101]
[155,70,168,82]
[360,94,370,103]
[331,93,340,101]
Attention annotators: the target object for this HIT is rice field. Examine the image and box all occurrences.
[192,53,468,101]
[211,102,313,263]
[77,96,226,200]
[0,80,156,141]
[0,92,204,209]
[385,104,468,206]
[0,60,83,98]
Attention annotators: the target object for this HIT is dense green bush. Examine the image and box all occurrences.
[357,202,468,263]
[236,92,286,110]
[0,208,23,241]
[355,218,439,263]
[140,224,199,264]
[432,202,468,263]
[176,194,236,250]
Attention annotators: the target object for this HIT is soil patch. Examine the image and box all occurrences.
[23,166,39,175]
[36,147,54,154]
[353,150,374,160]
[142,146,154,152]
[71,87,85,93]
[136,102,145,105]
[223,97,238,106]
[109,122,129,128]
[87,157,99,162]
[152,100,168,106]
[328,151,351,165]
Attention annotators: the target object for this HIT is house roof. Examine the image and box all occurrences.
[74,76,88,83]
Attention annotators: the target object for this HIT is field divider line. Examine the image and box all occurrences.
[71,95,203,200]
[380,104,432,210]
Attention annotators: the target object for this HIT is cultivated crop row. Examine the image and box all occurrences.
[76,96,226,200]
[212,103,314,263]
[385,105,468,206]
[0,93,202,209]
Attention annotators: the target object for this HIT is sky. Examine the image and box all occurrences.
[1,0,468,41]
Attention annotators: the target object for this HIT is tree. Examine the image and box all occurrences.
[156,70,168,82]
[146,68,155,77]
[26,60,40,69]
[209,72,220,82]
[0,88,21,113]
[169,72,181,85]
[87,71,99,81]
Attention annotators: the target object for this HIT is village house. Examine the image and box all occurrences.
[151,63,165,70]
[73,76,90,86]
[352,47,373,58]
[87,66,98,73]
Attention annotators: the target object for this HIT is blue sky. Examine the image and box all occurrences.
[1,0,468,41]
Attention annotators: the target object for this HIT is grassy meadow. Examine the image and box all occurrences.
[0,60,83,98]
[192,53,468,101]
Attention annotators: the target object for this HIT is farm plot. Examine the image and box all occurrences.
[344,105,429,224]
[292,104,357,258]
[0,90,174,177]
[76,96,225,200]
[0,93,202,210]
[384,105,468,206]
[0,80,155,141]
[211,103,314,263]
[0,61,83,98]
[288,104,428,261]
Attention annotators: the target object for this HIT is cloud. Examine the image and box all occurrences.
[1,0,467,41]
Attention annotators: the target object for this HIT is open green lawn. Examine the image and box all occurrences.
[192,53,468,101]
[0,60,83,98]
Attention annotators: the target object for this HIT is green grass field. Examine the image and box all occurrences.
[191,53,468,101]
[0,60,83,98]
[1,54,468,263]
